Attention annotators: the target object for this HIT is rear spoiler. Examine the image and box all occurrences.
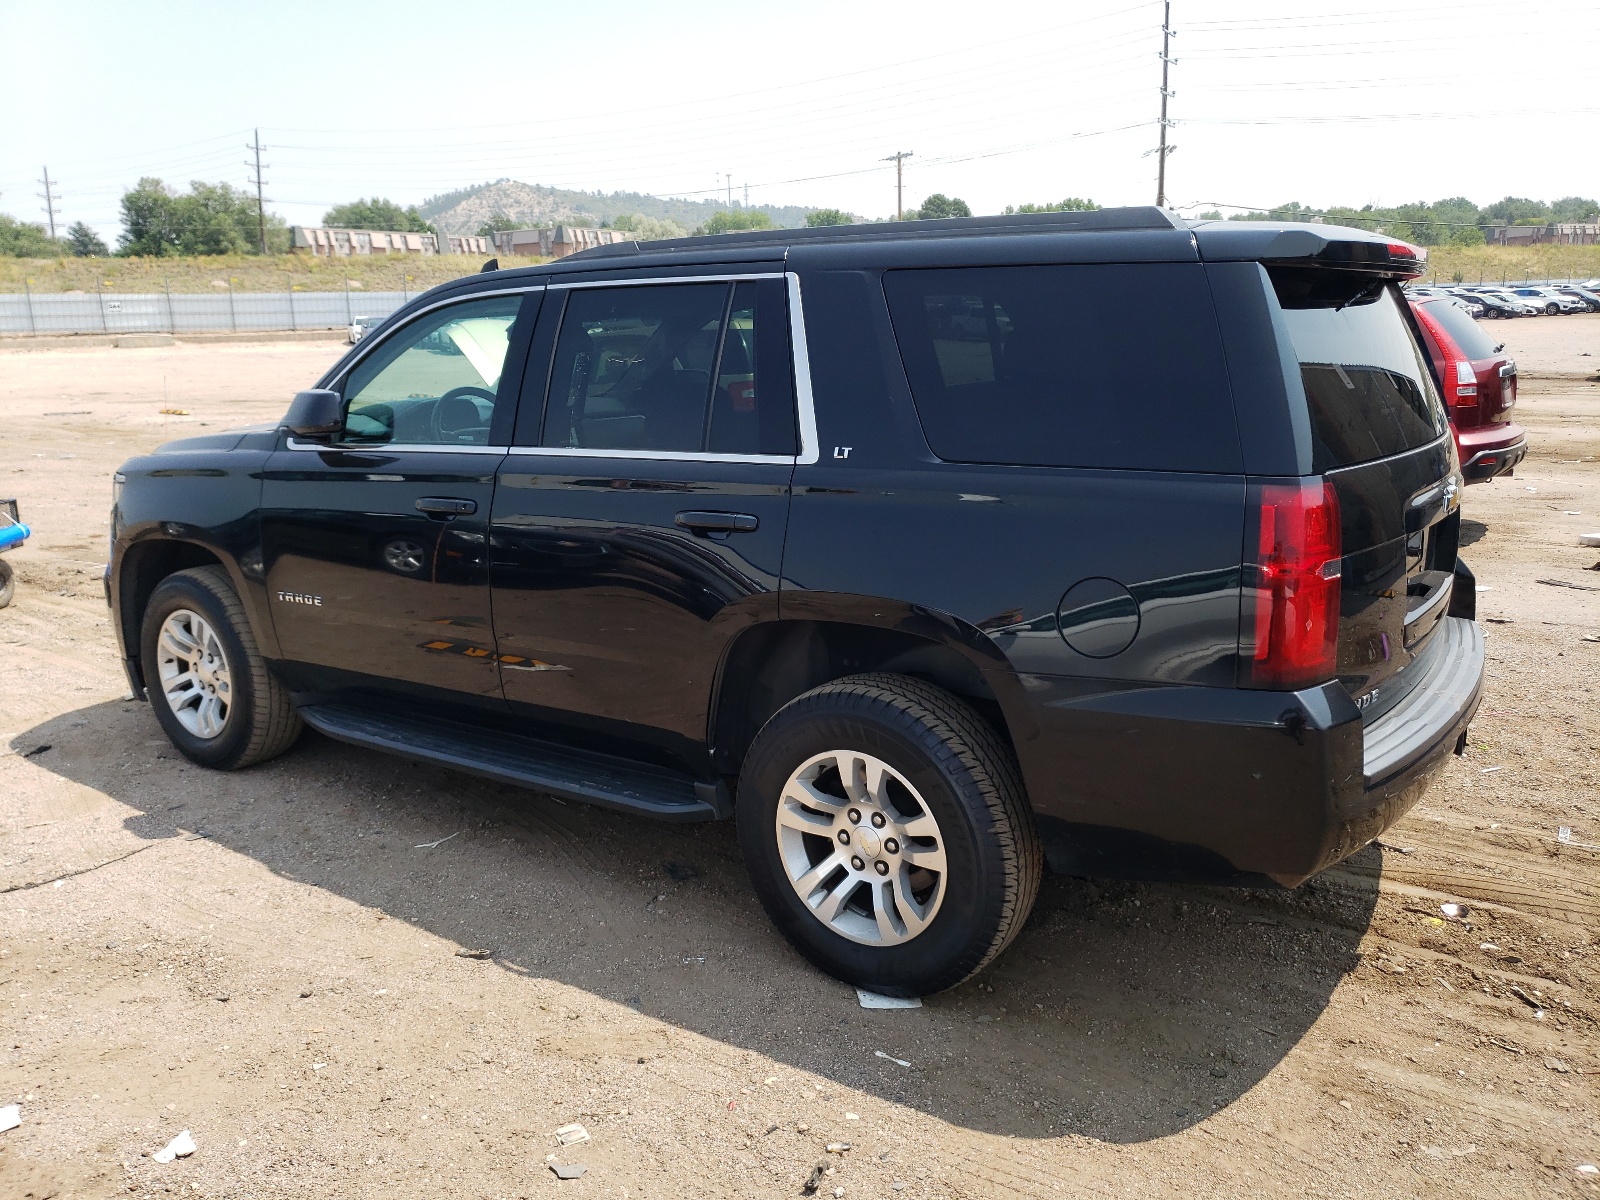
[1190,221,1427,280]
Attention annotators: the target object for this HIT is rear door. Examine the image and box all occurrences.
[488,273,798,763]
[1268,269,1460,715]
[260,290,535,710]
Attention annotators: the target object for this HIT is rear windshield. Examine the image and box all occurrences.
[883,264,1240,472]
[1270,271,1448,472]
[1419,298,1500,360]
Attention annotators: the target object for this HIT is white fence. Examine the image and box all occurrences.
[0,290,411,336]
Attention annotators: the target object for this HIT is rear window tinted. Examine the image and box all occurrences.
[1270,274,1448,472]
[1418,298,1500,360]
[882,264,1241,472]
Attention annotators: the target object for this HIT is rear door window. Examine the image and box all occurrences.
[882,264,1241,472]
[1270,272,1449,472]
[541,279,797,456]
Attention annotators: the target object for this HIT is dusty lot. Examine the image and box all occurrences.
[1,320,1598,1199]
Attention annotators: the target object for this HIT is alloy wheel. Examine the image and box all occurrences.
[774,750,948,946]
[156,608,233,739]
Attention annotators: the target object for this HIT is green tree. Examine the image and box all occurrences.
[805,208,851,227]
[0,213,61,256]
[1004,198,1100,214]
[612,213,687,240]
[323,197,432,232]
[1551,196,1600,222]
[1481,196,1549,226]
[118,178,287,256]
[65,220,108,257]
[474,211,520,238]
[916,194,971,220]
[697,209,775,235]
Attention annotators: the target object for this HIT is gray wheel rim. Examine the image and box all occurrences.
[774,750,948,947]
[156,608,233,739]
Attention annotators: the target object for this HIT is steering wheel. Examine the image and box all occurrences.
[430,385,497,444]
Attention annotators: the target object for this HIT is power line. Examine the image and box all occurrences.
[37,167,60,239]
[246,130,268,255]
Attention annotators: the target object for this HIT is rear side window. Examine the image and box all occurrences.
[1271,272,1449,472]
[882,264,1240,472]
[541,279,796,456]
[1418,298,1500,361]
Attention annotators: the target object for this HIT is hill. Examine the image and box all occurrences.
[417,179,814,235]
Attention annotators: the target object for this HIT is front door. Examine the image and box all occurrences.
[489,276,797,765]
[260,290,535,710]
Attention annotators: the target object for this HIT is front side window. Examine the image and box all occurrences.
[341,295,523,446]
[541,279,797,456]
[883,264,1241,472]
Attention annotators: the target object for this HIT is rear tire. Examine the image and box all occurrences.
[140,565,302,770]
[0,559,13,609]
[736,673,1042,996]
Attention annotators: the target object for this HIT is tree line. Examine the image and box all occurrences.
[1198,195,1600,246]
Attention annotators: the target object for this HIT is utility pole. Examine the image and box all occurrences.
[743,182,749,208]
[37,167,59,239]
[727,172,733,208]
[883,151,913,220]
[246,129,268,255]
[1155,1,1176,207]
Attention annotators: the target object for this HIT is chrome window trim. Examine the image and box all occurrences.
[285,439,509,454]
[548,272,785,289]
[517,270,818,466]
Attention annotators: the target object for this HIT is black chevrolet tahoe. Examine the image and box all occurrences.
[107,208,1484,995]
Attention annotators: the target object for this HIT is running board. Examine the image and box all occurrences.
[296,703,728,822]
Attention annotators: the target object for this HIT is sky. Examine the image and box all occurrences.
[3,0,1598,243]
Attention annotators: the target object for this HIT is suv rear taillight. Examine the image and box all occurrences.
[1452,360,1477,399]
[1244,479,1342,689]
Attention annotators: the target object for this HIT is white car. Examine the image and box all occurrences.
[348,314,379,344]
[1508,287,1585,315]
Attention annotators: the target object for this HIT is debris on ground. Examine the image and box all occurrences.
[414,831,459,849]
[1559,826,1574,844]
[454,948,493,959]
[1579,532,1600,547]
[554,1122,590,1146]
[857,989,921,1009]
[0,1103,19,1133]
[1538,577,1600,592]
[1440,902,1468,919]
[1577,1164,1599,1176]
[549,1163,587,1180]
[874,1050,911,1067]
[21,744,50,758]
[662,861,700,882]
[802,1160,830,1194]
[827,1142,852,1154]
[151,1129,196,1163]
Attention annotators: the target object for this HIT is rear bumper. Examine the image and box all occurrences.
[1458,424,1527,483]
[1013,617,1485,887]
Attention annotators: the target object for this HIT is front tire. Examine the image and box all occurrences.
[140,565,302,769]
[736,674,1042,996]
[0,558,13,609]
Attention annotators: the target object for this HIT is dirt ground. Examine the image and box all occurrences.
[1,318,1597,1200]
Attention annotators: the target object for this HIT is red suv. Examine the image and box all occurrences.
[1411,296,1527,483]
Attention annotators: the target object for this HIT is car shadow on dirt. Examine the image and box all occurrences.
[14,699,1379,1144]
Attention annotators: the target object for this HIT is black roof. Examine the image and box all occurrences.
[454,208,1415,291]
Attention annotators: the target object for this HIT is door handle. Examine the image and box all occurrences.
[415,497,477,516]
[675,510,758,534]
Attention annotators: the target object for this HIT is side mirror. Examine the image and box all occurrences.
[282,389,344,441]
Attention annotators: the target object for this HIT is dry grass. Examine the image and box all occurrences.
[1421,243,1600,286]
[0,252,548,294]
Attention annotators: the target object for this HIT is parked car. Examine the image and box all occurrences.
[1472,289,1539,316]
[105,212,1484,995]
[1450,289,1523,319]
[1554,286,1600,312]
[1447,296,1485,318]
[347,314,379,344]
[1508,287,1585,315]
[1410,296,1527,484]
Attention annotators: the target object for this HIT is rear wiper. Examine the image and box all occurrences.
[1335,280,1385,312]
